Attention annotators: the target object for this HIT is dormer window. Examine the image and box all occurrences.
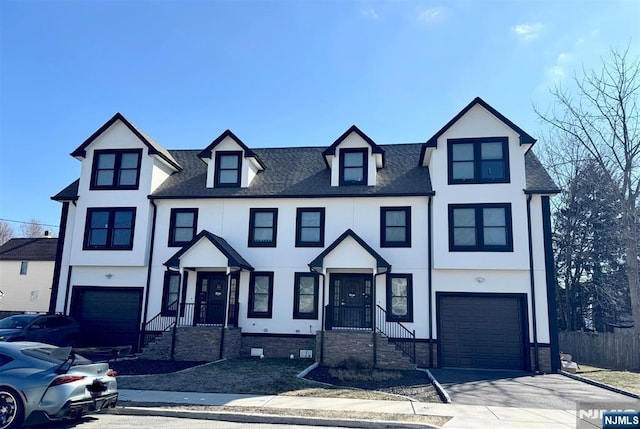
[90,149,142,190]
[339,148,367,186]
[448,137,509,184]
[215,151,242,187]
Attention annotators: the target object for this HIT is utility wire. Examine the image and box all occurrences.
[0,218,60,228]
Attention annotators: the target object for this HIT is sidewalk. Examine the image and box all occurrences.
[115,389,578,428]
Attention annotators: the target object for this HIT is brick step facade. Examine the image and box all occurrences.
[317,330,416,370]
[140,327,416,370]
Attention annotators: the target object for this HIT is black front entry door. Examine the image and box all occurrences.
[195,272,227,325]
[330,274,372,328]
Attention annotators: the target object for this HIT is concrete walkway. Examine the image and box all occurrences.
[117,389,581,428]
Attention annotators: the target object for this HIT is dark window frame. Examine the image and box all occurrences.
[90,149,142,190]
[386,273,413,322]
[339,147,368,186]
[83,207,136,250]
[447,137,510,184]
[380,206,411,247]
[248,208,278,247]
[293,272,319,319]
[295,208,325,247]
[161,271,188,316]
[448,203,513,252]
[168,208,198,247]
[20,261,28,275]
[214,151,242,188]
[248,271,274,318]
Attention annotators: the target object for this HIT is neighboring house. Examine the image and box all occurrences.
[0,237,58,315]
[50,97,560,372]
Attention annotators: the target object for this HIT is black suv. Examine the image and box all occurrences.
[0,314,81,346]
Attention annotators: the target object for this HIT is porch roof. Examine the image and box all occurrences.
[164,230,254,271]
[308,229,391,274]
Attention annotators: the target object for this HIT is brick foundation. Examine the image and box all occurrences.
[530,345,552,373]
[240,333,316,359]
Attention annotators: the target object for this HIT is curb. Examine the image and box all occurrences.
[421,369,451,404]
[107,405,439,428]
[559,371,640,400]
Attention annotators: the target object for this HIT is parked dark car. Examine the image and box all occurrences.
[0,315,81,347]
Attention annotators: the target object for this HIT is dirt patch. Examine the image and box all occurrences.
[305,365,441,402]
[112,360,208,375]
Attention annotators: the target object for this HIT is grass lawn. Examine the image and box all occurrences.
[575,364,640,396]
[117,358,448,427]
[116,358,437,401]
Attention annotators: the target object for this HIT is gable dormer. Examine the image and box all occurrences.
[419,97,536,190]
[70,113,181,193]
[198,130,265,188]
[322,125,384,187]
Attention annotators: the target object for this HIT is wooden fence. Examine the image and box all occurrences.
[559,331,640,370]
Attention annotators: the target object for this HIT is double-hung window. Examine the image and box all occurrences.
[381,207,411,247]
[90,149,142,190]
[449,203,513,251]
[448,137,509,184]
[83,207,136,250]
[168,208,198,247]
[215,151,242,187]
[248,272,274,318]
[386,274,413,322]
[339,148,367,185]
[293,273,319,319]
[295,208,325,247]
[249,208,278,247]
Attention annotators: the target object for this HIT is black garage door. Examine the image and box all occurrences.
[437,293,528,370]
[70,287,143,351]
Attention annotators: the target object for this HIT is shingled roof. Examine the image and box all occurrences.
[152,143,432,199]
[0,238,58,261]
[52,143,557,200]
[525,151,560,194]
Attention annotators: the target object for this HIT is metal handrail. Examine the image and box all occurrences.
[142,301,241,349]
[141,300,178,348]
[375,305,416,363]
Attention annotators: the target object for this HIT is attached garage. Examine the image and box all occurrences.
[437,293,528,370]
[70,287,143,351]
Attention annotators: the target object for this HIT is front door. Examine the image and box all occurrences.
[330,274,372,328]
[195,272,227,325]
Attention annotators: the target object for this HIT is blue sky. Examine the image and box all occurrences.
[1,0,638,235]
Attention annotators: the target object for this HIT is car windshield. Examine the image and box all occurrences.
[0,315,36,329]
[22,346,92,365]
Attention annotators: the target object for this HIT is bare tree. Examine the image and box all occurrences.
[536,47,640,335]
[0,220,13,246]
[19,218,45,238]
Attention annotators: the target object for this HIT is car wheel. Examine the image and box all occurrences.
[0,387,23,429]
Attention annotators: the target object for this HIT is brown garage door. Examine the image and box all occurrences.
[437,293,527,370]
[70,287,143,351]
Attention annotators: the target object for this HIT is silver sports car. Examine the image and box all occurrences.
[0,342,118,428]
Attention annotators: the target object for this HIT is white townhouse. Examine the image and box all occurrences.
[50,98,560,372]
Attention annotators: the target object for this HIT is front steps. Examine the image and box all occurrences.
[318,330,416,370]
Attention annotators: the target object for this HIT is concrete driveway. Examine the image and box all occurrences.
[429,368,638,410]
